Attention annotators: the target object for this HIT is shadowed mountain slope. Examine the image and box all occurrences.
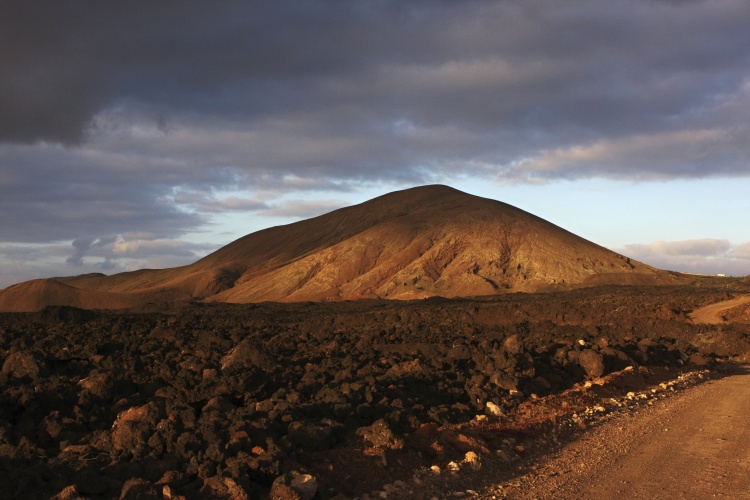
[0,185,682,311]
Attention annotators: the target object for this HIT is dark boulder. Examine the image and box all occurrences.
[287,421,335,452]
[578,349,605,379]
[221,337,275,372]
[2,350,45,380]
[356,419,403,450]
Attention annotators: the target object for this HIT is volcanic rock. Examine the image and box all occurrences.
[220,337,275,372]
[119,478,160,499]
[485,401,504,416]
[0,282,741,499]
[357,419,404,450]
[74,465,108,495]
[51,485,85,500]
[2,349,44,379]
[287,421,336,452]
[77,370,115,402]
[270,471,318,500]
[463,451,482,471]
[578,349,606,379]
[200,476,249,499]
[111,402,165,458]
[437,429,490,455]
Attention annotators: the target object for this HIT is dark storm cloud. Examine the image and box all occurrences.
[0,142,213,243]
[2,0,750,254]
[4,0,749,147]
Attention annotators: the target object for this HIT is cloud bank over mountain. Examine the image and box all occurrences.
[2,0,749,285]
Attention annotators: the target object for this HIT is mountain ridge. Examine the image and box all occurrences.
[0,185,682,311]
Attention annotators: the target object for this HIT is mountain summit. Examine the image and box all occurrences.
[0,185,678,311]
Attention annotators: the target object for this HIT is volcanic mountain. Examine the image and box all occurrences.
[0,185,680,312]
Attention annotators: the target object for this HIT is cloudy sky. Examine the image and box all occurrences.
[2,0,750,288]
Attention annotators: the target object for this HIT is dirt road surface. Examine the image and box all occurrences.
[690,295,750,324]
[481,369,750,499]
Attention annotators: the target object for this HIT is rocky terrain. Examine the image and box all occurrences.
[2,280,749,499]
[0,185,683,313]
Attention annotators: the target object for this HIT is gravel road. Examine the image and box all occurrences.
[480,367,750,499]
[690,295,750,324]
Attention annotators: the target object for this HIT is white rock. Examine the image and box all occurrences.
[290,473,318,498]
[485,401,503,416]
[463,451,482,471]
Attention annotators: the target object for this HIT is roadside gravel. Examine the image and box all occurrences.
[360,366,745,500]
[478,365,750,499]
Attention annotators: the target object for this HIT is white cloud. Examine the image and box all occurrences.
[621,238,750,276]
[624,238,731,258]
[259,199,349,218]
[171,189,269,214]
[110,237,218,259]
[0,235,221,289]
[512,129,731,181]
[729,242,750,260]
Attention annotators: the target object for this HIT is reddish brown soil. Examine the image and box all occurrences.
[1,282,750,498]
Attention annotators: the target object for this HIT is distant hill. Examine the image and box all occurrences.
[0,185,683,312]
